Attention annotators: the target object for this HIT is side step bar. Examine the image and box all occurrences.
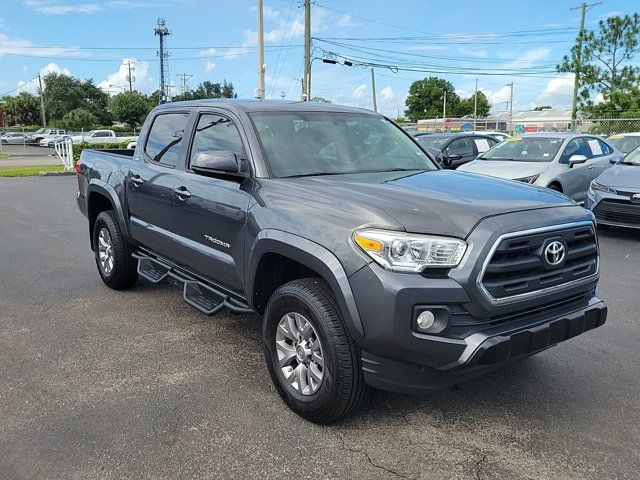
[132,251,253,316]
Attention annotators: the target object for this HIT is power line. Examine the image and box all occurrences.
[268,0,296,97]
[0,75,39,97]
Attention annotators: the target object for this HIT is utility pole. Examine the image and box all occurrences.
[370,67,377,112]
[177,73,193,98]
[257,0,265,100]
[473,77,478,131]
[442,90,447,132]
[507,82,514,134]
[569,1,601,132]
[37,74,46,127]
[303,0,311,100]
[126,61,135,93]
[154,18,171,104]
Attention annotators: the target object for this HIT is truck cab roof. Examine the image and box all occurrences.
[158,99,377,115]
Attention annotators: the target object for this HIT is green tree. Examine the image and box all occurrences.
[405,77,459,122]
[455,91,490,117]
[173,80,237,101]
[110,92,151,130]
[62,108,98,131]
[1,92,41,126]
[310,96,331,103]
[558,13,640,106]
[533,105,553,111]
[43,72,112,125]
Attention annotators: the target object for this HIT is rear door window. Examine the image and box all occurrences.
[144,113,190,167]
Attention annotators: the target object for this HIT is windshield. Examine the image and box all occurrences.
[479,136,563,162]
[415,136,449,150]
[251,112,437,177]
[608,135,640,154]
[621,147,640,165]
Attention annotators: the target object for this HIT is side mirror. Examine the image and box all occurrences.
[568,154,587,168]
[444,153,462,165]
[191,150,247,178]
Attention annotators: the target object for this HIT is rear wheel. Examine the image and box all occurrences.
[93,210,138,290]
[263,278,368,424]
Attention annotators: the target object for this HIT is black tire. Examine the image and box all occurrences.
[93,210,138,290]
[263,278,368,424]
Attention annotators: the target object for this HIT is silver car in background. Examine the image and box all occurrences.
[458,133,623,203]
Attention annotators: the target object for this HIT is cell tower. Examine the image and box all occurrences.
[154,18,171,103]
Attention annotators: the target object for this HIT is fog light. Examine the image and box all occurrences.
[416,310,435,331]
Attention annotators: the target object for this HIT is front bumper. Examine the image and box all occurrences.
[586,190,640,230]
[361,297,606,394]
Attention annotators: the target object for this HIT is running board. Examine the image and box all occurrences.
[132,251,253,316]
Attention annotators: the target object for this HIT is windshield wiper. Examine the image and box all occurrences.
[282,172,350,178]
[619,161,639,166]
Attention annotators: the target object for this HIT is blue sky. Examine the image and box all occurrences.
[0,0,638,117]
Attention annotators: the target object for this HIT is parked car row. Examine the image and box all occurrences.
[427,131,639,231]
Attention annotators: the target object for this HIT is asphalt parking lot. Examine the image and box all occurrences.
[1,176,639,480]
[0,144,58,168]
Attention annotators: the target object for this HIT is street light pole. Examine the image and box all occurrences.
[569,1,601,132]
[473,77,478,131]
[257,0,265,100]
[507,82,514,134]
[370,67,377,112]
[442,90,447,132]
[38,74,46,127]
[303,0,311,100]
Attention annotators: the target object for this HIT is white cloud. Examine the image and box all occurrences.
[204,61,216,74]
[505,47,550,69]
[404,45,448,52]
[535,73,574,108]
[380,85,394,102]
[0,33,88,58]
[97,58,153,94]
[17,63,72,93]
[23,0,161,15]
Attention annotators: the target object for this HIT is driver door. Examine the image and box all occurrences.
[557,137,591,202]
[170,111,253,293]
[443,137,476,169]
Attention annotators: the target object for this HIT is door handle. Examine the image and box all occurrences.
[588,165,595,170]
[130,175,144,187]
[174,186,191,200]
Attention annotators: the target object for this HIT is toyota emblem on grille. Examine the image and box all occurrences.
[632,193,640,201]
[544,241,566,267]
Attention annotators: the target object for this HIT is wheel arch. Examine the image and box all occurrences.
[87,180,129,249]
[246,230,365,339]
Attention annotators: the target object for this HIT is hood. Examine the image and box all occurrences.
[273,170,575,238]
[595,163,640,190]
[458,159,549,180]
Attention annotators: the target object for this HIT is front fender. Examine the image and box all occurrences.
[246,229,365,339]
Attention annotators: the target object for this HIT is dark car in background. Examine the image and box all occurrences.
[414,133,499,169]
[586,145,640,229]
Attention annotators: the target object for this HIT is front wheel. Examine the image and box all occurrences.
[263,278,368,424]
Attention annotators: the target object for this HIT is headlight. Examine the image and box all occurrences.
[515,174,540,184]
[353,229,467,272]
[588,181,616,196]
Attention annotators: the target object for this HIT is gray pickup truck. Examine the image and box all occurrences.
[76,100,606,423]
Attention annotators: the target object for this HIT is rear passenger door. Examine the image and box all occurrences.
[128,111,190,258]
[585,137,616,178]
[170,111,252,293]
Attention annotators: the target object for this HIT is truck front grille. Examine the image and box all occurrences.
[593,199,640,226]
[480,223,598,301]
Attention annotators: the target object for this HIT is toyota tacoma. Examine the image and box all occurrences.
[76,100,606,423]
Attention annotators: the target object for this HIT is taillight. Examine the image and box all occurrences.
[75,160,82,176]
